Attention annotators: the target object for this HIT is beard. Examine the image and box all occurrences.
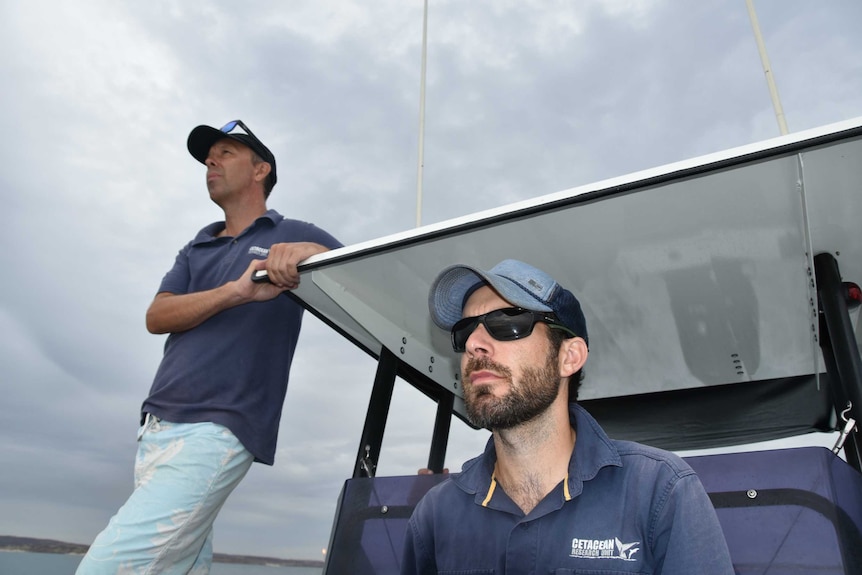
[462,348,561,430]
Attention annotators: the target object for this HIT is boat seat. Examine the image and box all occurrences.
[323,447,862,574]
[687,446,862,574]
[323,473,448,574]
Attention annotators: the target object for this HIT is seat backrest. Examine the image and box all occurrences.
[324,448,862,574]
[323,474,448,575]
[685,446,862,575]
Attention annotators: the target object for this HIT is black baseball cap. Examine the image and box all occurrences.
[187,119,277,187]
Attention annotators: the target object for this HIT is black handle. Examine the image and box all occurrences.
[251,270,271,283]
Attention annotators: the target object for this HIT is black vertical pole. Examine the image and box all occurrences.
[818,324,862,469]
[814,253,862,471]
[353,347,398,478]
[427,391,453,473]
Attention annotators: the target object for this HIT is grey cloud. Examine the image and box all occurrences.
[1,0,861,560]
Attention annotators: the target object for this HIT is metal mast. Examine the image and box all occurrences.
[415,0,429,227]
[745,0,789,135]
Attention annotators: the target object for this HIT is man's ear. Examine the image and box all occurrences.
[254,161,272,183]
[559,337,588,378]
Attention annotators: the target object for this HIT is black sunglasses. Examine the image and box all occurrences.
[451,307,576,352]
[220,119,261,143]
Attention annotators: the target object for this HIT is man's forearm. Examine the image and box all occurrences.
[146,283,246,334]
[146,244,323,334]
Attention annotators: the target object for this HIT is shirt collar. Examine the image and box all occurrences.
[452,404,622,507]
[191,209,281,245]
[566,403,623,495]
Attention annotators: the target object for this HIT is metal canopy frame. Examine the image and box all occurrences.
[816,253,862,468]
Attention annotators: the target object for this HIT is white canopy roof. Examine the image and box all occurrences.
[291,117,862,431]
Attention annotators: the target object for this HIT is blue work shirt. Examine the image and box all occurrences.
[141,210,341,465]
[402,404,734,574]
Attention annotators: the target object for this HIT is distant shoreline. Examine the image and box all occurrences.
[0,535,325,568]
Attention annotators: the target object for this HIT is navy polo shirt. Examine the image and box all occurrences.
[141,210,341,465]
[402,404,734,574]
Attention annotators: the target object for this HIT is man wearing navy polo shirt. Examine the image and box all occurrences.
[77,121,341,574]
[402,260,734,574]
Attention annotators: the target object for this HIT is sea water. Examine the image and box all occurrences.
[0,550,323,575]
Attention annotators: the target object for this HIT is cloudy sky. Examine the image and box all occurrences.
[2,0,862,563]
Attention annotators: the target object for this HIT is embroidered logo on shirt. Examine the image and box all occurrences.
[248,246,269,257]
[570,537,641,561]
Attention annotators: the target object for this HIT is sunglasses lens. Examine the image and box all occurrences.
[484,309,533,341]
[220,120,239,133]
[450,309,538,352]
[451,317,479,352]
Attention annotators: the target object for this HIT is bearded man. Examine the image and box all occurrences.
[401,259,735,575]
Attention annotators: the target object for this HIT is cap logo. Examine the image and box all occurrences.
[528,278,544,291]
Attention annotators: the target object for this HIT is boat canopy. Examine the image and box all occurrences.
[292,116,862,455]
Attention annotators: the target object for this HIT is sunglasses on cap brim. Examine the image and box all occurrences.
[220,119,259,140]
[219,120,268,156]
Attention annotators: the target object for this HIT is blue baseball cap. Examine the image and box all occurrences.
[428,259,588,345]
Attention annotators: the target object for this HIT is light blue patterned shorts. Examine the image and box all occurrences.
[76,416,254,575]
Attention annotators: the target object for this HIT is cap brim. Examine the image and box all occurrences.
[428,265,487,330]
[187,125,229,164]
